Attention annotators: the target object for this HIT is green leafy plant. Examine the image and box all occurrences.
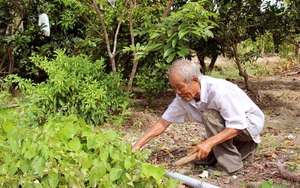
[147,1,217,63]
[0,113,177,187]
[5,50,130,125]
[260,179,283,188]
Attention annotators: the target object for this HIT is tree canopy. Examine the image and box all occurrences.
[0,0,299,93]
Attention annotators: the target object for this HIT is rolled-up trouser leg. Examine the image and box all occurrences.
[201,110,243,174]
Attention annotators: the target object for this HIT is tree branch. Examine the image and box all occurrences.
[128,1,138,91]
[162,0,174,18]
[112,0,130,55]
[83,14,103,37]
[276,159,300,183]
[92,0,112,57]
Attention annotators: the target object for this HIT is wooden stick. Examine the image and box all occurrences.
[172,153,197,166]
[286,70,300,76]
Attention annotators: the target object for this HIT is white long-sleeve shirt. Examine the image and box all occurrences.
[162,76,265,143]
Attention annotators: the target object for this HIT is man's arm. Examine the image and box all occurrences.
[188,128,242,160]
[132,117,171,150]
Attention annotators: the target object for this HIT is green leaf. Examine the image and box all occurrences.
[177,45,190,55]
[149,43,162,51]
[178,30,189,40]
[58,98,65,106]
[163,48,174,59]
[82,127,94,138]
[177,50,186,57]
[60,122,80,139]
[203,29,214,38]
[110,150,121,162]
[24,143,37,159]
[166,52,176,63]
[8,165,18,176]
[90,159,107,182]
[0,164,8,174]
[124,157,133,170]
[33,157,46,175]
[141,164,165,184]
[150,33,160,39]
[109,167,123,182]
[99,150,109,161]
[191,30,201,37]
[172,38,178,48]
[136,43,141,50]
[8,138,19,151]
[80,153,93,169]
[105,129,117,140]
[178,23,188,30]
[20,162,30,174]
[48,172,59,188]
[68,137,81,151]
[167,30,173,37]
[141,163,151,178]
[87,137,97,149]
[3,121,13,133]
[163,42,171,51]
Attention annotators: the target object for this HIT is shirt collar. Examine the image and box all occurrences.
[200,76,208,103]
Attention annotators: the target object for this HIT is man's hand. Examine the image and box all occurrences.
[130,117,171,152]
[187,128,242,160]
[131,143,141,151]
[188,139,213,160]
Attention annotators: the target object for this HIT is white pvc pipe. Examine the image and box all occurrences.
[166,170,220,188]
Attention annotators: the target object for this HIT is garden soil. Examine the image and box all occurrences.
[116,55,300,188]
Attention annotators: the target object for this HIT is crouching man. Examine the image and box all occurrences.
[132,59,264,175]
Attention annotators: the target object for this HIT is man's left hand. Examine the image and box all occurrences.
[187,139,213,160]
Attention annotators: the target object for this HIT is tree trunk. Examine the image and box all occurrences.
[0,50,8,72]
[127,2,138,91]
[196,51,207,74]
[8,45,14,74]
[162,0,174,18]
[232,44,250,90]
[92,0,129,76]
[92,0,115,75]
[207,54,218,75]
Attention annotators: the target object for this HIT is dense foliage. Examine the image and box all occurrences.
[2,50,130,125]
[0,110,177,187]
[1,0,299,97]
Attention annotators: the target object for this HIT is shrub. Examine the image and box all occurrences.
[0,113,177,187]
[5,50,130,125]
[135,61,170,103]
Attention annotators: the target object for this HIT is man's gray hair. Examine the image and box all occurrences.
[169,59,202,83]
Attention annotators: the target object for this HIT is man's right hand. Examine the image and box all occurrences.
[130,117,171,152]
[131,143,140,151]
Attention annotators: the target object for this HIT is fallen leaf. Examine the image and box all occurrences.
[188,137,200,142]
[272,152,277,159]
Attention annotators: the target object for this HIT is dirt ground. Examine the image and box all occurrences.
[120,56,300,188]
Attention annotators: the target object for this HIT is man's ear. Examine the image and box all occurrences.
[193,77,199,82]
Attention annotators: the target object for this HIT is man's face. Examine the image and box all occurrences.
[169,74,200,102]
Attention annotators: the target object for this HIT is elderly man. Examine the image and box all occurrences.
[132,59,264,175]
